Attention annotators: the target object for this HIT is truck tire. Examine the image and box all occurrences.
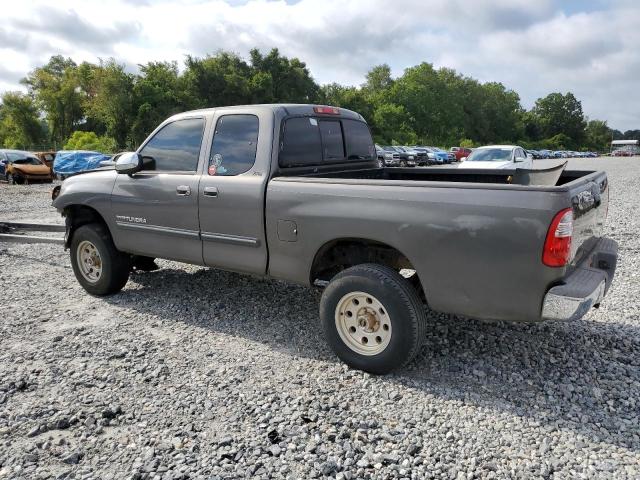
[320,263,427,374]
[70,223,131,296]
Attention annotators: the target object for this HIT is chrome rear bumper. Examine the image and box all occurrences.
[541,237,618,321]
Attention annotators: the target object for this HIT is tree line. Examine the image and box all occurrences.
[0,48,637,153]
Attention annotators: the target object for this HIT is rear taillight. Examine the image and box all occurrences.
[542,208,573,267]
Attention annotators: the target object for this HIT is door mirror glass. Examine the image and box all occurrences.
[115,152,143,174]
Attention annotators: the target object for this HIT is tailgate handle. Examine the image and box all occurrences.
[203,186,218,197]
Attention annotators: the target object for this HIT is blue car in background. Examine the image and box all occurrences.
[425,147,450,164]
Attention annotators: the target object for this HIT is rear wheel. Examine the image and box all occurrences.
[70,223,131,295]
[320,264,427,374]
[400,160,407,167]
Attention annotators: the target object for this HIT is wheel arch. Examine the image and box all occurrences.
[309,237,427,303]
[62,204,112,249]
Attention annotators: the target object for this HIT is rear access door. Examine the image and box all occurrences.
[198,108,273,275]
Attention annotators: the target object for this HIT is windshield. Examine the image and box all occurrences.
[466,148,513,162]
[13,157,42,166]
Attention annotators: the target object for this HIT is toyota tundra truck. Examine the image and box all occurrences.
[51,104,618,373]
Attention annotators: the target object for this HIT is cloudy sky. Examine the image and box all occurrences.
[1,0,638,130]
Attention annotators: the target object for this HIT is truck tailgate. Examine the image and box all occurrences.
[568,170,609,268]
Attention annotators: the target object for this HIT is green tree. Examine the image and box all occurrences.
[363,64,394,92]
[83,59,135,148]
[585,119,612,151]
[249,48,319,103]
[22,55,84,145]
[372,103,416,144]
[531,92,586,147]
[63,131,117,152]
[131,61,186,146]
[0,92,45,148]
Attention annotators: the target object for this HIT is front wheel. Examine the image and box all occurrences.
[320,264,427,374]
[70,223,131,295]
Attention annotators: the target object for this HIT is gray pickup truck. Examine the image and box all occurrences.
[52,104,618,373]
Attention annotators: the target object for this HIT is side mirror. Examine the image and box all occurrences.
[526,153,533,160]
[515,156,525,162]
[460,157,467,162]
[115,152,143,174]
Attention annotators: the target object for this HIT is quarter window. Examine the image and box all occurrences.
[139,118,204,172]
[279,117,374,167]
[342,119,374,160]
[208,115,259,176]
[318,120,344,161]
[279,117,322,167]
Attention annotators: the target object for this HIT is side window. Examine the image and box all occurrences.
[139,118,204,172]
[279,117,322,167]
[279,117,375,167]
[342,119,375,160]
[208,115,259,176]
[318,120,344,161]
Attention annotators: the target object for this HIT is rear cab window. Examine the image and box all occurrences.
[279,116,374,168]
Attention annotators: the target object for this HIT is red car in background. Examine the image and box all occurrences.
[450,147,473,161]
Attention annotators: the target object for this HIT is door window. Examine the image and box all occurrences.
[139,118,204,172]
[208,115,259,176]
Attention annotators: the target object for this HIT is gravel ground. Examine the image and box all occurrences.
[0,157,638,479]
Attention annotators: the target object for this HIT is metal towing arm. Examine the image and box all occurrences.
[0,221,65,245]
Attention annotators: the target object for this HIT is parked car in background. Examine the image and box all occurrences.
[450,146,472,161]
[375,144,392,167]
[379,146,401,166]
[537,149,553,159]
[388,146,417,167]
[0,149,54,184]
[423,147,449,164]
[399,146,427,166]
[409,147,435,166]
[612,149,632,157]
[430,147,453,164]
[457,145,533,170]
[526,149,543,159]
[53,150,112,179]
[33,151,56,169]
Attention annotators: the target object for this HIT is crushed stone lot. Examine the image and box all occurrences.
[0,157,639,480]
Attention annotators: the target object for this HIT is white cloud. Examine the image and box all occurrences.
[0,0,638,130]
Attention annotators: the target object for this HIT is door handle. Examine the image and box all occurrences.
[203,186,218,197]
[176,185,191,196]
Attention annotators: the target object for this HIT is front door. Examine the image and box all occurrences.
[198,110,271,275]
[111,116,207,264]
